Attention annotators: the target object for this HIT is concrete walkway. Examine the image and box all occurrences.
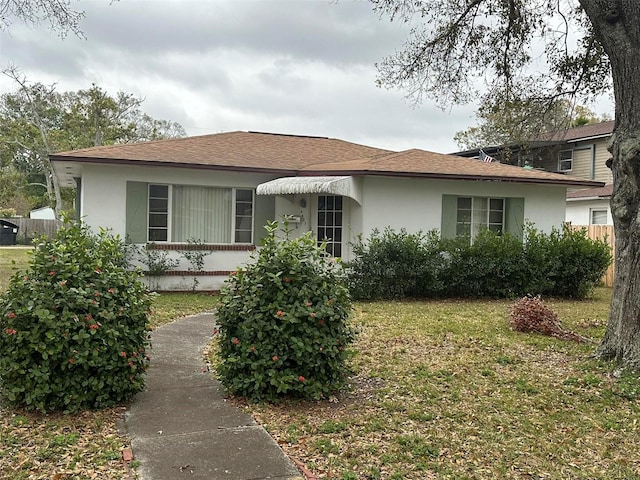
[124,313,302,480]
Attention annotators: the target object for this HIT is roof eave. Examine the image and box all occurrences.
[300,169,604,187]
[49,155,298,176]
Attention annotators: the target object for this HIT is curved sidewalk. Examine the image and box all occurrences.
[124,313,302,480]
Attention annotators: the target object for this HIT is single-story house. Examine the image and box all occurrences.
[50,131,602,290]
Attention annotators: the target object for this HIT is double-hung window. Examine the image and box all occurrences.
[558,150,573,172]
[455,197,505,239]
[234,189,254,243]
[442,194,523,242]
[148,185,170,241]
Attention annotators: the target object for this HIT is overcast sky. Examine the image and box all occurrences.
[0,0,612,154]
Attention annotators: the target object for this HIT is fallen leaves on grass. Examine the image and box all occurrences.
[238,292,640,479]
[0,405,134,480]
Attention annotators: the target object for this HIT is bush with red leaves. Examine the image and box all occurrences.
[509,296,589,343]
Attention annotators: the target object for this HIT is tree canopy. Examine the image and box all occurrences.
[454,96,609,151]
[0,71,186,215]
[0,0,89,36]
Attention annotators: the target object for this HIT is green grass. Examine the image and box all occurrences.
[0,247,32,292]
[244,289,640,479]
[2,250,635,479]
[148,292,218,328]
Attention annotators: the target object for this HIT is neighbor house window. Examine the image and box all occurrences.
[317,195,343,257]
[590,209,608,225]
[144,184,253,243]
[558,150,573,172]
[456,197,505,239]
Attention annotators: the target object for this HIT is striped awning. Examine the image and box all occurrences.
[256,176,361,204]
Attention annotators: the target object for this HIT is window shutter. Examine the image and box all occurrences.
[253,196,275,245]
[126,181,148,243]
[505,197,525,239]
[441,194,458,238]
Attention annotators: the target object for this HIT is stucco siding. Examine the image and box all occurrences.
[359,176,567,237]
[81,163,278,237]
[79,164,280,290]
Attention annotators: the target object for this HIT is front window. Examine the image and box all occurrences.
[558,150,573,172]
[456,197,505,239]
[147,184,253,243]
[317,195,343,257]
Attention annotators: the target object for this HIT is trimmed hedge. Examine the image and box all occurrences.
[347,225,612,300]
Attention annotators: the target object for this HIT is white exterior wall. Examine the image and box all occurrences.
[81,163,277,235]
[565,199,613,225]
[359,176,567,236]
[80,163,279,291]
[80,165,571,291]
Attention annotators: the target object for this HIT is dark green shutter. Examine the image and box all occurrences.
[441,194,458,239]
[253,195,275,245]
[505,197,525,239]
[126,181,148,243]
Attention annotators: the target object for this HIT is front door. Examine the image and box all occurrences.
[317,195,343,257]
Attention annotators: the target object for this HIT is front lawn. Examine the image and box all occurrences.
[239,289,640,479]
[1,250,634,480]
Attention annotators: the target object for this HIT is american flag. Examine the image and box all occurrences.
[479,149,495,163]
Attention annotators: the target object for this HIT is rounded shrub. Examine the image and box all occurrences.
[216,221,354,402]
[0,219,152,412]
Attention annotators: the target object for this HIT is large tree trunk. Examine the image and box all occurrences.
[581,1,640,368]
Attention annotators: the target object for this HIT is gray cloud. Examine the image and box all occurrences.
[0,0,476,153]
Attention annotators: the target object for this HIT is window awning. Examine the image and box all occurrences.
[256,176,361,204]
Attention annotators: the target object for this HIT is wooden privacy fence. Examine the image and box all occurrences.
[0,218,61,244]
[571,224,615,288]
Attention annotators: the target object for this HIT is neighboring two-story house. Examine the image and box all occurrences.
[454,120,614,225]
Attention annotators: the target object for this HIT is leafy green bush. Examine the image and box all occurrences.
[0,220,152,412]
[524,224,612,298]
[347,228,445,299]
[216,221,354,402]
[347,224,612,300]
[439,230,527,298]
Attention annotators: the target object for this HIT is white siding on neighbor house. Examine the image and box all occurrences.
[565,199,613,225]
[359,176,567,237]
